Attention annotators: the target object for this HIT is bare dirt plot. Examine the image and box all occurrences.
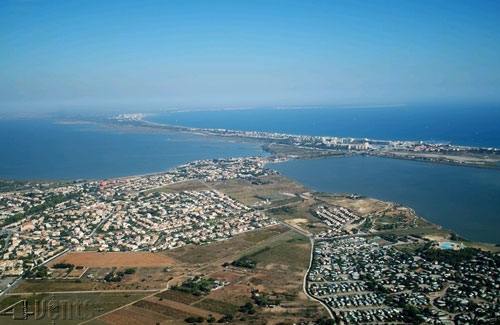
[133,299,193,320]
[88,226,322,324]
[99,304,168,325]
[49,252,177,268]
[318,193,391,215]
[66,267,87,278]
[144,295,223,319]
[285,218,313,234]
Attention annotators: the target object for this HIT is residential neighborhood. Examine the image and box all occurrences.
[308,237,500,323]
[0,156,498,324]
[0,157,277,281]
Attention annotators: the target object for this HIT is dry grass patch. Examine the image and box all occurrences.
[213,174,308,205]
[166,237,254,265]
[144,295,221,319]
[146,179,210,193]
[99,304,167,325]
[163,228,287,265]
[251,234,311,269]
[193,297,239,315]
[155,290,202,305]
[13,279,96,293]
[242,224,288,243]
[133,299,194,320]
[66,267,87,278]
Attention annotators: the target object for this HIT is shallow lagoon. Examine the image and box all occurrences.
[269,156,500,244]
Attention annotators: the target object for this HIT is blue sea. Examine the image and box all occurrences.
[145,104,500,147]
[1,104,500,243]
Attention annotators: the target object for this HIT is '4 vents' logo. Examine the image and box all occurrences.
[0,295,100,323]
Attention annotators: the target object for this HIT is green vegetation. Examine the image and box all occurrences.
[268,205,296,215]
[52,262,74,269]
[239,302,256,314]
[249,234,310,268]
[252,291,281,307]
[363,274,390,294]
[26,192,80,215]
[419,245,500,267]
[231,256,257,269]
[217,313,234,323]
[402,304,424,324]
[231,247,271,269]
[171,276,216,296]
[104,271,122,282]
[1,213,25,226]
[0,180,79,193]
[361,217,373,230]
[24,266,48,278]
[1,192,80,227]
[155,290,201,304]
[185,316,205,323]
[102,268,135,282]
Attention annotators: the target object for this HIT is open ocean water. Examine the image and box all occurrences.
[145,104,500,147]
[1,104,500,243]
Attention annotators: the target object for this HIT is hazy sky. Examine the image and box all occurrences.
[1,0,500,113]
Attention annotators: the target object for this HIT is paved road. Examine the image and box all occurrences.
[89,207,115,237]
[302,237,334,319]
[275,220,334,319]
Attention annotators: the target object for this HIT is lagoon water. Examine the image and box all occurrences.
[0,119,264,180]
[1,105,500,243]
[268,156,500,244]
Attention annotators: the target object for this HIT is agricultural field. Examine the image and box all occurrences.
[0,291,150,325]
[1,224,325,324]
[89,225,327,324]
[48,252,176,268]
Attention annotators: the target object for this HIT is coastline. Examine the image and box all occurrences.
[2,116,499,245]
[103,115,500,171]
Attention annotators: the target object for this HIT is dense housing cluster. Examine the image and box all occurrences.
[308,237,500,324]
[313,205,360,237]
[0,157,276,281]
